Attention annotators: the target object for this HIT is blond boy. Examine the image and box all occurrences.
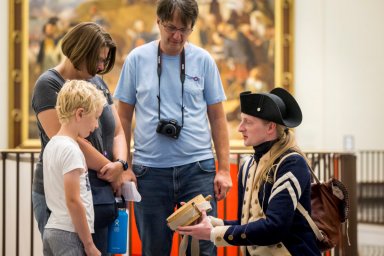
[43,80,106,256]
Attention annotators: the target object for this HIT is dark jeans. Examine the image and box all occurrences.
[133,158,217,256]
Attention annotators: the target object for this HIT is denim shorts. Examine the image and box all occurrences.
[43,229,85,256]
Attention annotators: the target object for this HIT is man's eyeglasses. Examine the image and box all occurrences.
[161,23,193,36]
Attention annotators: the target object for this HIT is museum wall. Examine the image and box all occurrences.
[295,0,384,151]
[1,0,384,152]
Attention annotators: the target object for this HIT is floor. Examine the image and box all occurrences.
[358,224,384,256]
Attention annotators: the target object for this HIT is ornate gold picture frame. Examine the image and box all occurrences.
[8,0,293,148]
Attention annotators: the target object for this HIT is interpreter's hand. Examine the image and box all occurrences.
[214,170,232,201]
[177,210,213,241]
[97,161,124,183]
[84,242,101,256]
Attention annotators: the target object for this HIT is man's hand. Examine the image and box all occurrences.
[214,170,232,201]
[177,210,212,241]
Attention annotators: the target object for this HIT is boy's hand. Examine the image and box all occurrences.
[84,244,101,256]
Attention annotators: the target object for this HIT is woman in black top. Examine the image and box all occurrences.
[31,22,136,255]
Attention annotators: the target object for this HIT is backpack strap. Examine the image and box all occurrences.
[179,235,199,256]
[274,152,321,184]
[297,203,325,241]
[273,152,301,182]
[274,152,325,241]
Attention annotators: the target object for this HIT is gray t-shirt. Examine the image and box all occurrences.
[31,69,115,205]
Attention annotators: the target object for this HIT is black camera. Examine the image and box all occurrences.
[156,119,182,139]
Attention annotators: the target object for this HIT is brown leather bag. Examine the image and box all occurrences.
[305,177,350,251]
[276,153,350,252]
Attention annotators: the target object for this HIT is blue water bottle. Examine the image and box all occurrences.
[107,196,128,254]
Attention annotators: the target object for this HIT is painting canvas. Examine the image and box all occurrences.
[10,0,293,148]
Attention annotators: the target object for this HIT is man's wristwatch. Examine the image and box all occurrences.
[116,159,128,171]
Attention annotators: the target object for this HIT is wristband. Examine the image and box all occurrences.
[116,159,128,171]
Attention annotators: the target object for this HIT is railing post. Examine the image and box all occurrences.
[339,154,358,256]
[1,152,6,256]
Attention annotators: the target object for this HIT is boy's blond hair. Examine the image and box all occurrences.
[56,80,106,124]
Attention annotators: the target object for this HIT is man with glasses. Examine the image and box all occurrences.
[114,0,232,255]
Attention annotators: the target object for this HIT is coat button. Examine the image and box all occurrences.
[228,235,234,240]
[277,243,282,248]
[246,187,249,191]
[259,210,263,216]
[243,200,246,205]
[242,213,244,219]
[216,237,222,242]
[254,199,258,204]
[241,233,247,239]
[248,173,251,178]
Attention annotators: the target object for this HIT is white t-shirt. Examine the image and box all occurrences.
[43,136,94,233]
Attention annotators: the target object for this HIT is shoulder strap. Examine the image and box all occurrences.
[273,151,320,183]
[274,152,325,241]
[179,235,199,256]
[297,204,324,241]
[273,152,301,182]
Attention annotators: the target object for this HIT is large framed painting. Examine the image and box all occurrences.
[8,0,294,148]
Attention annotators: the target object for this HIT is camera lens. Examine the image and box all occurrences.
[156,119,181,139]
[164,124,176,135]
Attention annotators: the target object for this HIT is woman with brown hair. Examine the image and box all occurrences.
[32,22,136,255]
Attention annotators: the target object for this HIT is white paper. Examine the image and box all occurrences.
[121,181,142,202]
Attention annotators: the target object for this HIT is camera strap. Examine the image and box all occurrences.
[157,42,185,127]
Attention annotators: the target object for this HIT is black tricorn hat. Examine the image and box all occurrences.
[240,88,302,128]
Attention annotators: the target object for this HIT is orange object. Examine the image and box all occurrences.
[128,162,241,256]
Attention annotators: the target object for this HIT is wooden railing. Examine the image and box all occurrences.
[0,149,361,256]
[357,151,384,225]
[0,149,40,256]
